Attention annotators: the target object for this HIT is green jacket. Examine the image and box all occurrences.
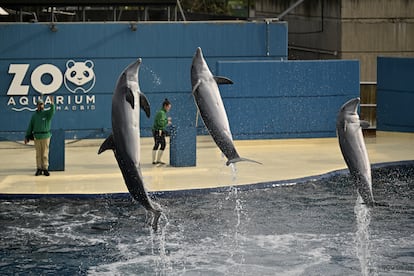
[25,104,56,140]
[152,108,168,131]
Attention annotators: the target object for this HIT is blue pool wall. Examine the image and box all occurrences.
[0,21,360,142]
[377,57,414,133]
[217,60,359,139]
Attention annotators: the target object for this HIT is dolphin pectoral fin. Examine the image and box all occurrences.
[139,92,151,118]
[214,76,234,85]
[195,109,201,127]
[125,88,135,109]
[360,120,370,129]
[98,134,115,154]
[226,157,263,166]
[192,79,201,94]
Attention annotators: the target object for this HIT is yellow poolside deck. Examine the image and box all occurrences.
[0,131,413,196]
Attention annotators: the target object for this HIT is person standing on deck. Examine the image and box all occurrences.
[24,96,56,176]
[152,98,172,165]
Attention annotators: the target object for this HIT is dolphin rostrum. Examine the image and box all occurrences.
[191,47,261,166]
[336,97,375,206]
[98,59,161,230]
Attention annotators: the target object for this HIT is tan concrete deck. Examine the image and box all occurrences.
[0,131,413,196]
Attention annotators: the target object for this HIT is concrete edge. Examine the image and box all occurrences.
[1,160,413,200]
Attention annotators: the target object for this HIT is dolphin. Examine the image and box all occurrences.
[336,97,375,206]
[191,47,261,166]
[98,59,161,230]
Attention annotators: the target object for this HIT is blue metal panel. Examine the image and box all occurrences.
[0,21,287,141]
[377,57,414,132]
[0,22,287,59]
[217,60,360,139]
[218,60,359,97]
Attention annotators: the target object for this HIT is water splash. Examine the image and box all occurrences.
[150,211,172,275]
[227,187,242,230]
[141,65,162,87]
[218,153,238,186]
[225,186,247,272]
[230,163,238,183]
[354,194,376,276]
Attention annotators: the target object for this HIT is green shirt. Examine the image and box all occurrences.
[152,108,168,131]
[25,104,56,140]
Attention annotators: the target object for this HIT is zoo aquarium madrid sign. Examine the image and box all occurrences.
[5,60,97,112]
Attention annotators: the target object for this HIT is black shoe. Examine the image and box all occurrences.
[152,162,157,165]
[35,169,42,176]
[43,170,50,176]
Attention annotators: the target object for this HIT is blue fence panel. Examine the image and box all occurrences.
[217,60,360,139]
[377,57,414,132]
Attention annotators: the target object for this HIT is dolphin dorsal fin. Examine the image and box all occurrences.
[214,76,233,85]
[98,134,115,154]
[125,88,135,109]
[140,93,151,118]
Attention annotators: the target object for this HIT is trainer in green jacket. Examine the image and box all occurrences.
[151,98,172,164]
[24,96,56,176]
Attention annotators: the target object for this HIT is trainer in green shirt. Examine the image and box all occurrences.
[24,96,56,176]
[151,98,172,164]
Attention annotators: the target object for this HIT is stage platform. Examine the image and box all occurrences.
[0,131,413,198]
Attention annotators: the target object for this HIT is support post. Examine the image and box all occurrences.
[169,125,196,167]
[49,129,65,171]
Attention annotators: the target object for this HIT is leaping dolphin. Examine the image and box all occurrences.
[98,59,161,230]
[336,97,375,206]
[191,47,261,166]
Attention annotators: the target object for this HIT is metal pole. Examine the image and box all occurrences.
[277,0,306,20]
[176,0,186,21]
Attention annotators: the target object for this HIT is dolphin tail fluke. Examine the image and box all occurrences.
[375,202,390,207]
[361,201,389,208]
[369,201,390,207]
[147,202,162,232]
[98,134,115,154]
[226,157,262,166]
[150,209,162,232]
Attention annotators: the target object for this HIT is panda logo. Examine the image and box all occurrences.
[64,60,96,93]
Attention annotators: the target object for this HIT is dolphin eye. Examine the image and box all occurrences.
[83,71,90,78]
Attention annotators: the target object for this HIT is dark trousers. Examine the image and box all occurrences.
[152,130,166,150]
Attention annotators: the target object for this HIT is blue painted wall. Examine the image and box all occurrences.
[0,21,287,140]
[377,57,414,132]
[0,21,360,141]
[217,60,360,139]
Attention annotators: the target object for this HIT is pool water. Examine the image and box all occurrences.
[0,164,413,275]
